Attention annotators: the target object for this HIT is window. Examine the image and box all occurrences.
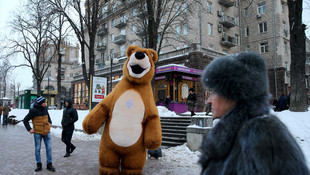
[176,5,180,16]
[208,23,213,35]
[132,25,137,33]
[234,15,238,25]
[102,37,107,45]
[70,73,73,77]
[112,19,116,26]
[245,26,249,37]
[102,5,108,14]
[209,44,214,49]
[120,45,126,57]
[281,3,284,12]
[246,45,250,51]
[120,28,126,35]
[258,2,266,15]
[235,34,239,45]
[244,8,248,17]
[120,14,127,22]
[260,42,269,53]
[259,22,267,33]
[158,33,161,43]
[207,1,212,13]
[132,8,137,16]
[182,2,188,13]
[176,25,180,37]
[283,22,288,37]
[183,23,188,35]
[111,34,115,41]
[183,44,188,48]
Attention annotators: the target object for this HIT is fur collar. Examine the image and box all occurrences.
[199,100,270,168]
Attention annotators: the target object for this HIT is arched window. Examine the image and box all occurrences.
[182,84,189,99]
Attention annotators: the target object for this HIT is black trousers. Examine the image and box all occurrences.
[61,129,74,153]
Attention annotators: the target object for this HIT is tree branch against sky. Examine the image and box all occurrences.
[5,0,57,96]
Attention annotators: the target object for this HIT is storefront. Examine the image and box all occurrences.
[18,90,42,109]
[154,64,203,113]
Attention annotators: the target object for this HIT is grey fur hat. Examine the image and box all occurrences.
[202,52,269,103]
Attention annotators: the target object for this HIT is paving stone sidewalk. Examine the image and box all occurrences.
[0,124,200,175]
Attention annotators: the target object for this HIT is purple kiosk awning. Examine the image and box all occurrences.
[156,65,203,75]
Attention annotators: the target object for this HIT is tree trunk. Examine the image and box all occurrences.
[288,0,307,111]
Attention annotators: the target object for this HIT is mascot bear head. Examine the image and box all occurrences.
[123,45,158,84]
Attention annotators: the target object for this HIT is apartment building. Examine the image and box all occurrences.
[73,0,290,111]
[41,41,80,106]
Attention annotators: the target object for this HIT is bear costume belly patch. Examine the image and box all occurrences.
[109,89,145,147]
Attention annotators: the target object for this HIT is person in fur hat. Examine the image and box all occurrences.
[199,52,309,175]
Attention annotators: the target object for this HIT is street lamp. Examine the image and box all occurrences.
[17,83,20,108]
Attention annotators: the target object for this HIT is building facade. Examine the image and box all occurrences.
[41,41,80,107]
[73,0,291,112]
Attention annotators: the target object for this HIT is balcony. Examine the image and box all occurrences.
[97,27,108,36]
[219,15,235,28]
[113,19,127,29]
[220,36,236,47]
[218,0,234,8]
[114,35,126,45]
[96,44,107,52]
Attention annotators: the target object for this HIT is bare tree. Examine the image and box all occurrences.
[49,0,104,92]
[49,1,72,109]
[288,0,308,111]
[6,0,57,96]
[131,0,200,54]
[0,60,13,98]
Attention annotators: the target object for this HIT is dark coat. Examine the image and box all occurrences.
[61,99,78,130]
[199,101,310,175]
[186,93,197,111]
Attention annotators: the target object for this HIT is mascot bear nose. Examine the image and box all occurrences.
[135,52,145,60]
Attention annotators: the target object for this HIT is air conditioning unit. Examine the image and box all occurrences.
[257,14,262,19]
[218,27,223,33]
[217,10,223,17]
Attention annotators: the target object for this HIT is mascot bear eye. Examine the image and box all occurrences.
[130,65,146,74]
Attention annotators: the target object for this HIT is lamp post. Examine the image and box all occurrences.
[17,83,20,108]
[110,55,113,93]
[47,72,50,107]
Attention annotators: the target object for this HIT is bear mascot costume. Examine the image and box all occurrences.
[83,45,162,175]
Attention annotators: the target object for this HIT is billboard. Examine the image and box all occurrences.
[91,76,107,103]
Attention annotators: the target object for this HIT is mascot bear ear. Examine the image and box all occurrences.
[149,49,158,63]
[127,45,138,57]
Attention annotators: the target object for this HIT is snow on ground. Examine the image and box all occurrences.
[8,106,310,169]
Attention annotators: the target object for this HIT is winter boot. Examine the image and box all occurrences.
[35,162,42,172]
[64,153,70,157]
[70,145,76,154]
[47,162,56,172]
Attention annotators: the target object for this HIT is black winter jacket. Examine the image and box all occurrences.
[61,99,78,130]
[199,97,310,175]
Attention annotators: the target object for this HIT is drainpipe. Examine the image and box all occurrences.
[272,0,278,98]
[200,0,203,46]
[238,0,242,51]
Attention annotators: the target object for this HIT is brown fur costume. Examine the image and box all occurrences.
[83,45,162,175]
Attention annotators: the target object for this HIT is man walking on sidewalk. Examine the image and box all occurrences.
[23,97,56,172]
[61,98,78,157]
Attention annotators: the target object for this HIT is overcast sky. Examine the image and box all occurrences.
[0,0,310,91]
